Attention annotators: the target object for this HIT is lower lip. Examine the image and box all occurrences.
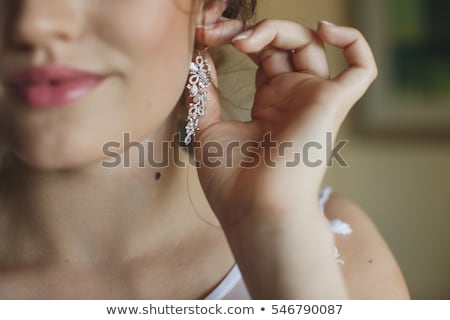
[8,76,104,109]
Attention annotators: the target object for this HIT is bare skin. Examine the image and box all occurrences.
[0,109,236,299]
[0,0,410,299]
[0,181,410,299]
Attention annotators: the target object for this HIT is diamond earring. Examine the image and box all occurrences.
[184,49,212,146]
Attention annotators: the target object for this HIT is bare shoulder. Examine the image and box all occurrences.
[323,192,411,299]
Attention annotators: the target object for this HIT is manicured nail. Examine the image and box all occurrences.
[231,29,254,42]
[319,20,336,27]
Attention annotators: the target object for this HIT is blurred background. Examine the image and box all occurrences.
[219,0,450,299]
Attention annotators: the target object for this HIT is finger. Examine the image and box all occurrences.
[232,19,330,78]
[255,66,270,91]
[317,21,378,99]
[254,47,295,79]
[196,18,245,46]
[292,36,329,79]
[196,19,282,77]
[184,50,222,145]
[198,18,295,75]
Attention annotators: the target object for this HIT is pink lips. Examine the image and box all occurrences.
[5,65,104,109]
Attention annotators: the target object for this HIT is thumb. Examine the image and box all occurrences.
[183,49,223,146]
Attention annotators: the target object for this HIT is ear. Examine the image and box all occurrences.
[195,0,245,47]
[196,0,228,28]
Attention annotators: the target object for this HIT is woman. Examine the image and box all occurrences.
[0,0,409,299]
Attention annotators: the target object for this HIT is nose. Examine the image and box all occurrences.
[9,0,83,50]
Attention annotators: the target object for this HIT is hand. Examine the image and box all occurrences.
[188,19,377,299]
[191,19,377,228]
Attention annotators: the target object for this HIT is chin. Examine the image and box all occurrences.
[9,137,104,171]
[14,150,99,171]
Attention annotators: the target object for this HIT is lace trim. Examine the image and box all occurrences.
[319,187,353,264]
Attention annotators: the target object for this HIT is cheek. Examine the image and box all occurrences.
[91,0,195,137]
[0,1,198,170]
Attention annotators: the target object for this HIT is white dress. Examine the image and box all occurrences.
[203,187,353,300]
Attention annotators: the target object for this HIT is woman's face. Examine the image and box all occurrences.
[0,0,204,169]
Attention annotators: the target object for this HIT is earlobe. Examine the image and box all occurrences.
[195,0,244,47]
[196,0,228,28]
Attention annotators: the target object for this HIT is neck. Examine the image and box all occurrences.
[0,108,220,269]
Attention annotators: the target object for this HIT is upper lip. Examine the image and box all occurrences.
[5,65,104,88]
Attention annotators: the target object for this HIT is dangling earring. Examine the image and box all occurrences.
[184,49,212,146]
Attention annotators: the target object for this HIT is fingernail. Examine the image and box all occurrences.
[218,16,231,22]
[319,20,336,27]
[231,29,254,42]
